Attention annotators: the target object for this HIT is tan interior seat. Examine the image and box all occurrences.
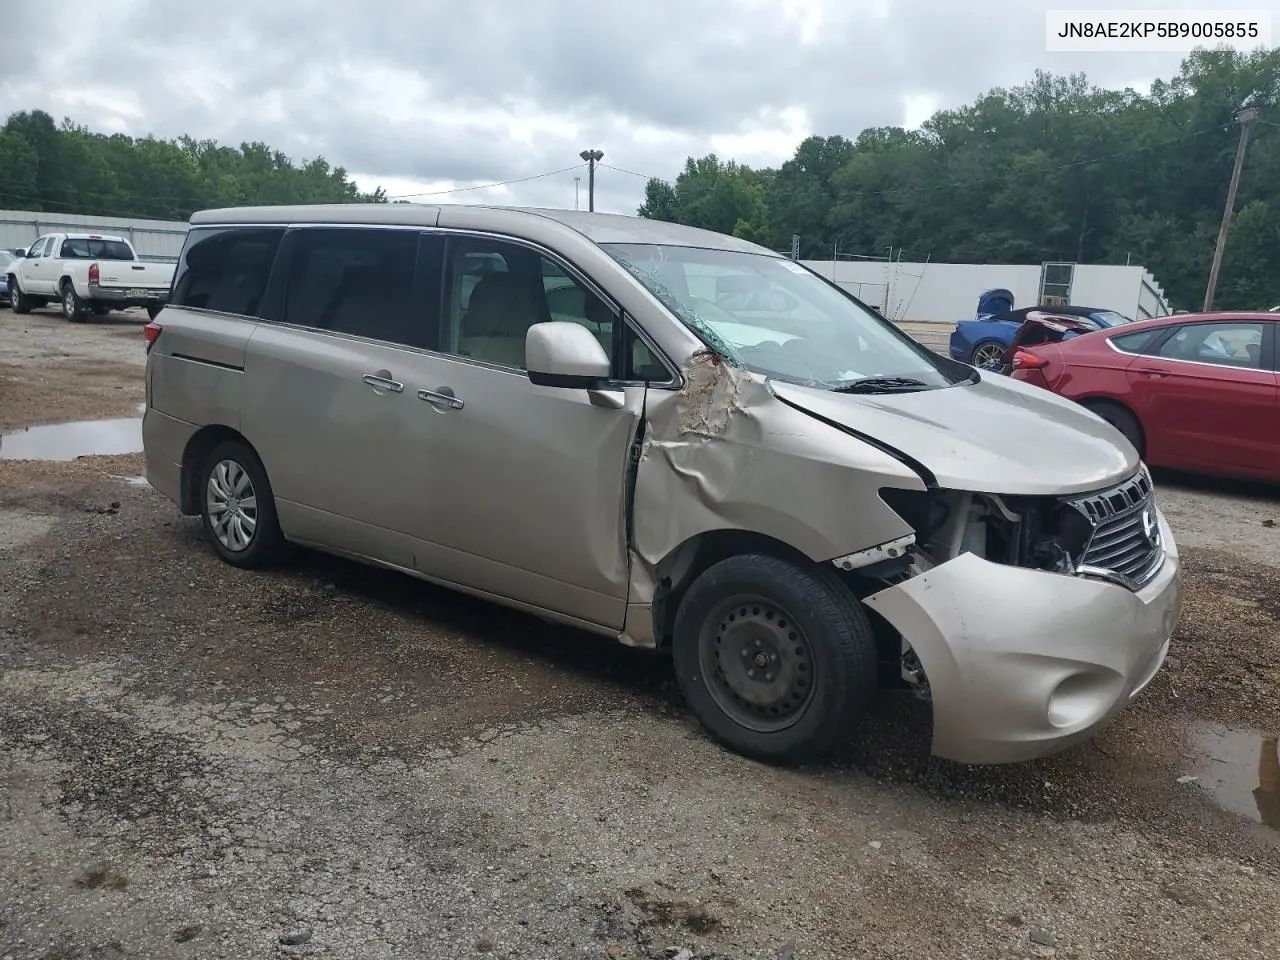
[321,263,417,344]
[459,273,543,368]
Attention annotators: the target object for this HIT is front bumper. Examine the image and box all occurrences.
[863,508,1181,764]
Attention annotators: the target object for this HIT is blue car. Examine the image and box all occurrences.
[948,288,1134,368]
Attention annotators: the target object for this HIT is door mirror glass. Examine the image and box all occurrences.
[526,321,611,388]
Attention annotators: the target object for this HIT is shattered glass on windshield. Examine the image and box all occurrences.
[604,242,966,393]
[613,250,744,365]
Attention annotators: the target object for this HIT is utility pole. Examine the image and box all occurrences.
[579,149,603,211]
[574,176,581,210]
[1203,103,1259,312]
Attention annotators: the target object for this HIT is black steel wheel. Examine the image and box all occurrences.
[697,594,817,733]
[672,553,877,763]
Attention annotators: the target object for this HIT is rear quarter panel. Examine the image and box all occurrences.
[953,319,1015,358]
[1046,338,1138,403]
[148,308,257,430]
[56,261,90,295]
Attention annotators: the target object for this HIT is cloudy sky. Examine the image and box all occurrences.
[1,0,1271,215]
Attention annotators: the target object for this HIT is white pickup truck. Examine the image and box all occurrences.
[6,232,176,321]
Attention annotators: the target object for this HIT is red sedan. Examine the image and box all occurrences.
[1009,312,1279,482]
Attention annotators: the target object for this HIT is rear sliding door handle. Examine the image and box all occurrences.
[418,387,464,410]
[362,373,404,393]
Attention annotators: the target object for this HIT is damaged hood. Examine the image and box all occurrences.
[770,375,1139,496]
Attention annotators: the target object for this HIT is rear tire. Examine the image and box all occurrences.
[61,283,87,322]
[672,553,877,764]
[969,339,1006,368]
[1082,399,1145,457]
[198,440,286,569]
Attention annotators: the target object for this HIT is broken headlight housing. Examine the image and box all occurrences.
[877,487,1097,578]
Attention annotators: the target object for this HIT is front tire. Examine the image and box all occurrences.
[9,278,34,314]
[672,554,877,764]
[198,440,286,569]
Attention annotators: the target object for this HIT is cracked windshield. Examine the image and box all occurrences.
[604,243,963,390]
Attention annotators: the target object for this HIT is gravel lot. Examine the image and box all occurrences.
[2,307,1278,959]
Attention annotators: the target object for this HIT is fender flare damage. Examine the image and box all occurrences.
[619,349,929,648]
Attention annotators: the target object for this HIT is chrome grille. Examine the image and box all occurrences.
[1066,470,1164,589]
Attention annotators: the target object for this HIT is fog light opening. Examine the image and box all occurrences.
[1047,672,1120,729]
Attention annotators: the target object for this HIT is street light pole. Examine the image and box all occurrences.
[574,176,580,210]
[579,149,603,211]
[1203,103,1259,312]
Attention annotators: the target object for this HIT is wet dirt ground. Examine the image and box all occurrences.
[1,307,1278,959]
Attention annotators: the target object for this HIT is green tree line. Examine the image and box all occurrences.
[0,110,386,223]
[638,48,1280,311]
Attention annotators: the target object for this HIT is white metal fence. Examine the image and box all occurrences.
[0,209,188,262]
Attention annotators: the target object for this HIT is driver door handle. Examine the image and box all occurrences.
[418,387,464,410]
[1136,368,1168,378]
[362,374,404,393]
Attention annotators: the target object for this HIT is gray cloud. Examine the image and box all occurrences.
[0,0,1217,216]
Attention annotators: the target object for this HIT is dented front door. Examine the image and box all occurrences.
[408,354,644,630]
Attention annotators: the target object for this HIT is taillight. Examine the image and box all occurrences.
[144,321,162,352]
[88,263,100,284]
[1010,348,1048,370]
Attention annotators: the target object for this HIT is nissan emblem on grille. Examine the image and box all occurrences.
[1067,470,1163,590]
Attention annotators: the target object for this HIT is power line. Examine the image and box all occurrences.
[606,123,1230,201]
[0,162,590,211]
[600,162,661,182]
[0,120,1250,222]
[385,164,586,200]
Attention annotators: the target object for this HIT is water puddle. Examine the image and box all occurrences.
[0,415,143,461]
[1185,723,1279,830]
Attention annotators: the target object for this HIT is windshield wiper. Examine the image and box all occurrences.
[830,376,935,394]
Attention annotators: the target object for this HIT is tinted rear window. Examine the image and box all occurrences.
[281,227,428,347]
[170,227,285,317]
[59,238,135,260]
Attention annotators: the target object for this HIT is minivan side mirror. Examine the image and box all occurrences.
[526,321,611,388]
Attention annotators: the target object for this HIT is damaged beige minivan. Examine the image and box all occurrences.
[143,204,1182,765]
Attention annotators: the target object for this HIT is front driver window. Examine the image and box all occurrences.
[443,239,614,371]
